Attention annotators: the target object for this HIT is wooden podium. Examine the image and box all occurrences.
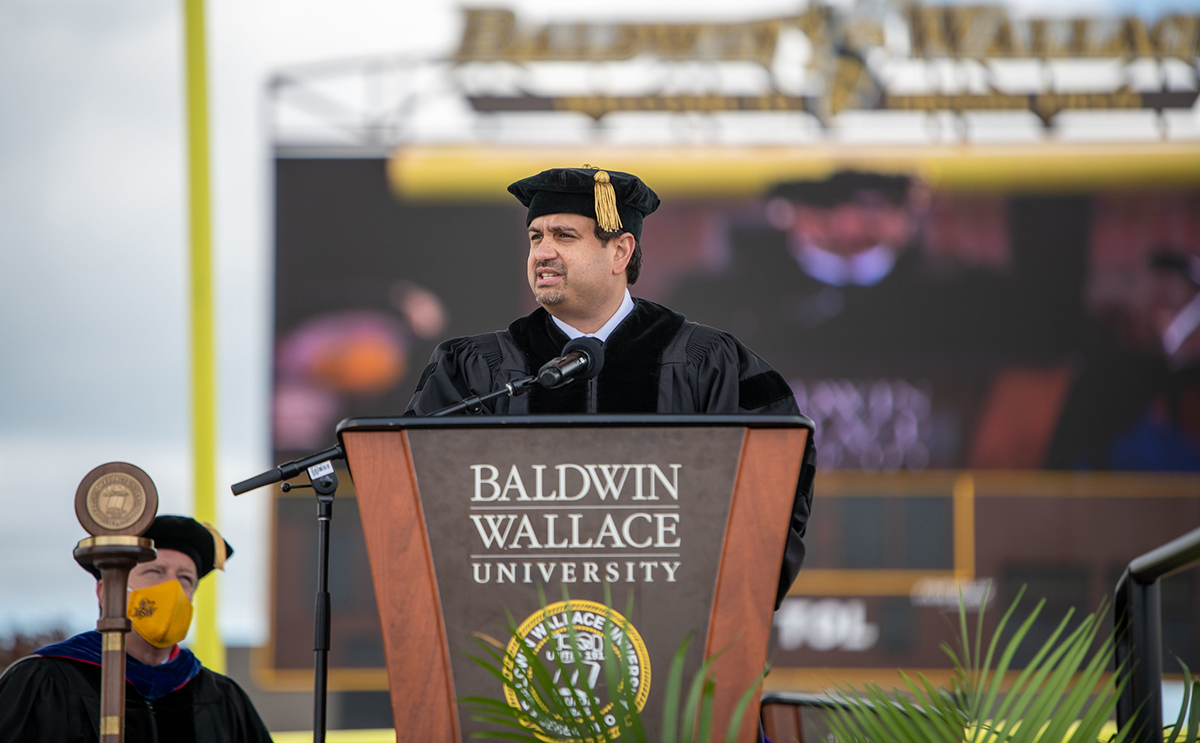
[337,414,812,742]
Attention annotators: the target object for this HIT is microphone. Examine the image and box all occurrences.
[537,337,605,389]
[231,445,344,495]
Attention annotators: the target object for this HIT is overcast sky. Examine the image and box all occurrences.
[0,0,461,645]
[0,0,1195,647]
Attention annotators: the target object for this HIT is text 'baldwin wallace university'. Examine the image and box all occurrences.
[467,463,684,586]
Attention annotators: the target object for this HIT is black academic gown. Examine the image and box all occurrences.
[0,654,272,743]
[405,298,816,606]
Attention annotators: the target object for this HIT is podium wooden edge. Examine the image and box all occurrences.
[343,430,461,743]
[706,427,809,741]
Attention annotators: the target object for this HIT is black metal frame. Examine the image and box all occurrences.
[759,691,928,742]
[1115,526,1200,743]
[761,691,885,713]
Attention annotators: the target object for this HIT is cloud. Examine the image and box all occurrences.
[0,1,187,437]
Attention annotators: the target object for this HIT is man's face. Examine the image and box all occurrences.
[127,548,199,601]
[527,213,626,315]
[792,200,912,257]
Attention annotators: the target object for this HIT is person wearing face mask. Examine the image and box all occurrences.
[0,515,272,742]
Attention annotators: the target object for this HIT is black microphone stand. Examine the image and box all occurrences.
[429,375,539,416]
[232,451,344,743]
[281,464,338,743]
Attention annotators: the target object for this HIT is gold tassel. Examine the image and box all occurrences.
[592,170,622,232]
[203,521,228,572]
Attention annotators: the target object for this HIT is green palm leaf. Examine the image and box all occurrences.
[825,587,1131,743]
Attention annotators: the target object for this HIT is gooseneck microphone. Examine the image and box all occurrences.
[537,336,605,389]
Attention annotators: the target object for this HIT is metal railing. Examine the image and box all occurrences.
[761,692,861,743]
[1115,526,1200,743]
[760,690,930,742]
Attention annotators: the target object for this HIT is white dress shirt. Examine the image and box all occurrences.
[551,289,635,342]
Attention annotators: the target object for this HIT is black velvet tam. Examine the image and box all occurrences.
[81,515,233,580]
[770,170,910,208]
[507,167,660,240]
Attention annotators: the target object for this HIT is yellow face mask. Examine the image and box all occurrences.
[126,579,194,648]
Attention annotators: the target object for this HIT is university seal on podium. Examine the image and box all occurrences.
[503,600,651,741]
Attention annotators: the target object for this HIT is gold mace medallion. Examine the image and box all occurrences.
[87,473,145,530]
[75,462,159,537]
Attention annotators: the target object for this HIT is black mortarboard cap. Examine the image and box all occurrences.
[508,167,661,241]
[770,170,910,208]
[81,515,234,580]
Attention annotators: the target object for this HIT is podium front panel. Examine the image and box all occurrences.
[341,416,810,742]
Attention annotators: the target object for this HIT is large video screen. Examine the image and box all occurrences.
[274,159,1200,473]
[264,155,1198,690]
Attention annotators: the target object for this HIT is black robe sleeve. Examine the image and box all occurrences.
[677,325,816,609]
[680,325,800,415]
[405,335,503,416]
[0,657,272,743]
[189,668,273,743]
[0,657,80,742]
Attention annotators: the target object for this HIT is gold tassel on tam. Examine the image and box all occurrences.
[203,521,228,571]
[592,170,623,232]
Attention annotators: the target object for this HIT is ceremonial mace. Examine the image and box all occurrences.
[73,463,159,743]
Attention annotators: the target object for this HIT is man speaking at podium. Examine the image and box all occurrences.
[405,166,814,606]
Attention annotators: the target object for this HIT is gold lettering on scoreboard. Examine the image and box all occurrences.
[453,5,1200,122]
